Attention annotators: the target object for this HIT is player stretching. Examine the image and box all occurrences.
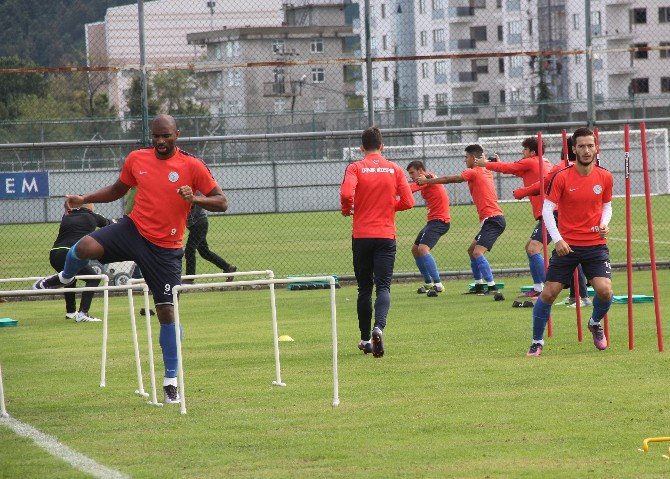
[406,161,451,297]
[33,114,227,403]
[527,127,613,356]
[416,144,505,300]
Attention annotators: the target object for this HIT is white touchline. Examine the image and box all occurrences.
[0,416,129,479]
[608,237,670,245]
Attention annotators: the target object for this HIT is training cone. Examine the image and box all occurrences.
[278,335,294,342]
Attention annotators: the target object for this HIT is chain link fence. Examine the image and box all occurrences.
[0,0,669,282]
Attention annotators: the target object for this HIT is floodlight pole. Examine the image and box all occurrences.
[584,0,595,127]
[137,0,150,147]
[363,0,375,127]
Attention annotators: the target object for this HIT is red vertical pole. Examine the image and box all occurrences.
[624,124,634,350]
[538,131,551,337]
[594,127,610,345]
[640,122,664,352]
[563,130,583,342]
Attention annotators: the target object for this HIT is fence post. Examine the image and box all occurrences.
[137,0,150,147]
[584,0,595,127]
[364,0,375,127]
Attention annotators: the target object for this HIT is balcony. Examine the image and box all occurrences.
[605,29,635,41]
[604,0,632,4]
[451,71,477,87]
[433,41,446,52]
[607,64,635,75]
[435,73,448,84]
[263,81,303,97]
[447,6,475,22]
[432,8,445,20]
[450,39,477,50]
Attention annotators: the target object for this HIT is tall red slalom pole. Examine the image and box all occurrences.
[639,122,664,352]
[624,124,634,350]
[538,131,551,337]
[563,130,583,342]
[594,127,610,345]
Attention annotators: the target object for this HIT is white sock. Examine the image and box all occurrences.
[533,283,543,292]
[434,282,444,290]
[475,279,485,284]
[533,340,545,346]
[589,318,600,327]
[163,377,177,387]
[58,272,72,284]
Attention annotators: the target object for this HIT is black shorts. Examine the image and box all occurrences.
[475,215,506,251]
[545,244,611,285]
[529,210,558,243]
[89,216,183,305]
[414,220,450,249]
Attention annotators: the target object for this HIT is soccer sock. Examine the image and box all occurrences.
[159,323,180,379]
[423,254,441,283]
[590,293,613,325]
[470,257,482,281]
[532,297,553,342]
[475,255,494,283]
[415,255,432,283]
[62,242,90,280]
[374,288,391,330]
[528,253,545,285]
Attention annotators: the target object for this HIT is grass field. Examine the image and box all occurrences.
[1,269,669,478]
[1,195,669,281]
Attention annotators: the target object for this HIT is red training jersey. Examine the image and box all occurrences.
[460,167,504,222]
[519,162,566,198]
[546,165,613,246]
[410,172,451,223]
[119,147,218,248]
[340,153,414,239]
[486,156,552,219]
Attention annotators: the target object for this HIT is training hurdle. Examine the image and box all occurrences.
[0,281,159,408]
[0,360,7,417]
[126,270,276,407]
[170,275,340,415]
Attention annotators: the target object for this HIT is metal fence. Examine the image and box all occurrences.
[1,0,669,280]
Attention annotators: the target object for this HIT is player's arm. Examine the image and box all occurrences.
[187,185,227,213]
[340,163,358,216]
[66,179,131,210]
[415,174,464,185]
[395,169,415,211]
[542,199,572,256]
[478,157,529,176]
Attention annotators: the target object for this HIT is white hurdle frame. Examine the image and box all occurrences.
[0,282,160,406]
[126,270,279,402]
[0,360,8,417]
[171,275,340,415]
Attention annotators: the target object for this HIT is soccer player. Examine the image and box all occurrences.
[513,136,591,308]
[340,126,414,357]
[184,201,237,282]
[33,114,228,403]
[526,127,613,356]
[406,160,451,297]
[49,203,115,322]
[416,144,505,299]
[475,137,552,299]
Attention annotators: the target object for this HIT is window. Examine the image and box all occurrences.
[510,89,520,102]
[385,98,391,109]
[226,41,240,57]
[472,59,489,74]
[382,35,387,50]
[508,21,522,44]
[507,0,521,11]
[497,0,502,8]
[423,94,430,109]
[274,99,286,113]
[435,93,448,115]
[594,80,604,97]
[660,42,670,58]
[528,19,533,35]
[272,40,285,54]
[631,78,649,94]
[575,82,583,99]
[497,25,503,41]
[383,66,389,81]
[433,29,445,43]
[381,3,386,18]
[432,0,443,11]
[419,0,426,14]
[633,43,648,59]
[227,100,243,115]
[573,13,580,30]
[661,7,670,23]
[661,77,670,93]
[420,31,428,46]
[227,70,242,87]
[212,44,222,61]
[499,89,506,104]
[311,38,323,53]
[311,68,325,83]
[509,56,523,77]
[632,8,647,24]
[591,11,602,35]
[421,62,429,78]
[575,54,582,64]
[434,61,447,75]
[473,91,490,104]
[373,97,382,110]
[471,26,487,41]
[498,58,505,73]
[313,97,327,112]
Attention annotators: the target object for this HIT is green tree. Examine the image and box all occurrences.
[536,60,553,123]
[153,70,208,116]
[125,73,159,117]
[0,56,48,119]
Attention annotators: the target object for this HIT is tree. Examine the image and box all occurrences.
[0,56,48,119]
[153,70,208,116]
[125,73,159,117]
[535,60,553,123]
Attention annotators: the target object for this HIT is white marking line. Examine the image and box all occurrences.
[0,416,129,479]
[609,237,670,245]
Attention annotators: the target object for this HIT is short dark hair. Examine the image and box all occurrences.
[562,135,576,161]
[521,136,545,155]
[464,144,484,156]
[362,126,383,151]
[407,160,425,171]
[572,127,595,144]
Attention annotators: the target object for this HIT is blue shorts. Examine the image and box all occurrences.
[530,211,558,243]
[545,244,611,286]
[89,216,183,305]
[475,215,506,251]
[414,220,450,249]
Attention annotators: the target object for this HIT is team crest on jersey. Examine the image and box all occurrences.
[168,171,180,183]
[593,184,602,194]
